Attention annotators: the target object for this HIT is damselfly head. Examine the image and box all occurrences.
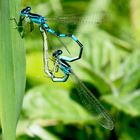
[52,50,63,58]
[21,6,31,16]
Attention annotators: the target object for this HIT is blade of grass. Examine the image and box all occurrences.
[0,1,26,140]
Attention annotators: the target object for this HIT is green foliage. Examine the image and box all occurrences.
[22,85,93,123]
[0,1,26,140]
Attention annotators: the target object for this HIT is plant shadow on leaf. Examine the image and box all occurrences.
[45,124,100,140]
[70,81,100,106]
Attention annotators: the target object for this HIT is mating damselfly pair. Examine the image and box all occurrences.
[12,6,114,130]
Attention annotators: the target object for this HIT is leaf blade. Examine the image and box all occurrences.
[0,2,26,140]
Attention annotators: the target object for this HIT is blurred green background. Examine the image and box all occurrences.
[9,0,140,139]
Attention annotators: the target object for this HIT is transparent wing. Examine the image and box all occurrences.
[56,37,71,54]
[46,12,105,25]
[70,71,114,130]
[46,33,71,54]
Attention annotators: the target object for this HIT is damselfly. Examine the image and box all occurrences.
[11,6,84,54]
[40,27,114,130]
[48,49,114,130]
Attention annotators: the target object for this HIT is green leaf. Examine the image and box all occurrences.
[17,121,60,140]
[22,85,96,125]
[119,50,140,94]
[103,90,140,116]
[120,68,140,94]
[76,65,113,95]
[0,1,26,140]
